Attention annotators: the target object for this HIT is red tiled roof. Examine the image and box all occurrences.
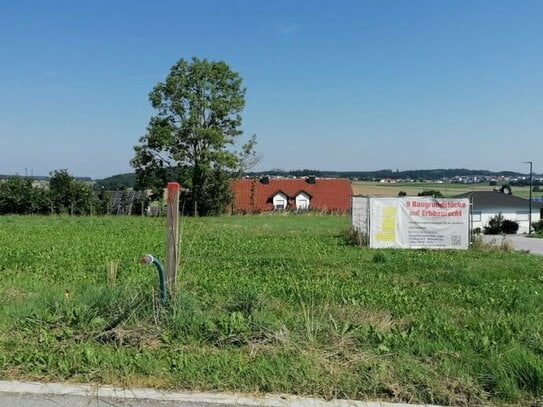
[230,178,352,213]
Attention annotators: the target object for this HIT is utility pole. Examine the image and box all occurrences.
[522,161,533,234]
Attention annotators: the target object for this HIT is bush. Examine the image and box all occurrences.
[484,213,504,235]
[501,220,519,234]
[532,220,543,233]
[484,213,519,235]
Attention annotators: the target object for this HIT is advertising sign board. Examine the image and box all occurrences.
[368,197,469,249]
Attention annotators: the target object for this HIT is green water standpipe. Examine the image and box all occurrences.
[141,254,167,305]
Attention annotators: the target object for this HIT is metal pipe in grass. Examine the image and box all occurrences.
[141,254,167,305]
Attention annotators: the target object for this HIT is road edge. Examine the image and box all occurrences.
[0,380,441,407]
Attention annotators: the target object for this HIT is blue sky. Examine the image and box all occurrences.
[1,1,542,178]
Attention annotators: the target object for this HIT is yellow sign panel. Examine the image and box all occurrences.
[375,206,396,242]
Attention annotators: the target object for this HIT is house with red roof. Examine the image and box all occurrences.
[230,177,352,214]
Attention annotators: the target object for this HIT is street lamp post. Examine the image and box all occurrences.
[522,161,533,234]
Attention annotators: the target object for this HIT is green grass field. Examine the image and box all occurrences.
[0,215,542,405]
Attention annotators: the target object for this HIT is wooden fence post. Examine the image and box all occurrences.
[166,182,180,295]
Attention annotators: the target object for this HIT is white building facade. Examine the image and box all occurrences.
[457,191,542,234]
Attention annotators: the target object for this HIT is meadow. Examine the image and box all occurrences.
[0,215,542,406]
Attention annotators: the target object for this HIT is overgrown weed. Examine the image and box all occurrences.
[106,260,119,287]
[343,227,367,247]
[471,235,514,252]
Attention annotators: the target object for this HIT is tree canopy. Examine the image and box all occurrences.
[0,177,48,214]
[131,57,258,216]
[49,169,93,214]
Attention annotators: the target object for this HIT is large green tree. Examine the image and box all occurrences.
[131,57,259,216]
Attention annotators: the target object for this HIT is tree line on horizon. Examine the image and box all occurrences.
[1,167,534,191]
[89,167,531,191]
[0,170,95,215]
[0,170,153,216]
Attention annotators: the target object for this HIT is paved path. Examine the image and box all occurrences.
[0,380,440,407]
[481,234,543,256]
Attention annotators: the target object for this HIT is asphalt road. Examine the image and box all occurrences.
[481,234,543,255]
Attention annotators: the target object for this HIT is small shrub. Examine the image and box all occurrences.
[485,213,504,235]
[501,220,519,234]
[532,220,543,233]
[484,213,519,235]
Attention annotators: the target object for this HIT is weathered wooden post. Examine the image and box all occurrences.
[166,182,180,295]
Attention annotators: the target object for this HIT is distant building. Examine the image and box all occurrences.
[230,177,352,213]
[454,191,543,234]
